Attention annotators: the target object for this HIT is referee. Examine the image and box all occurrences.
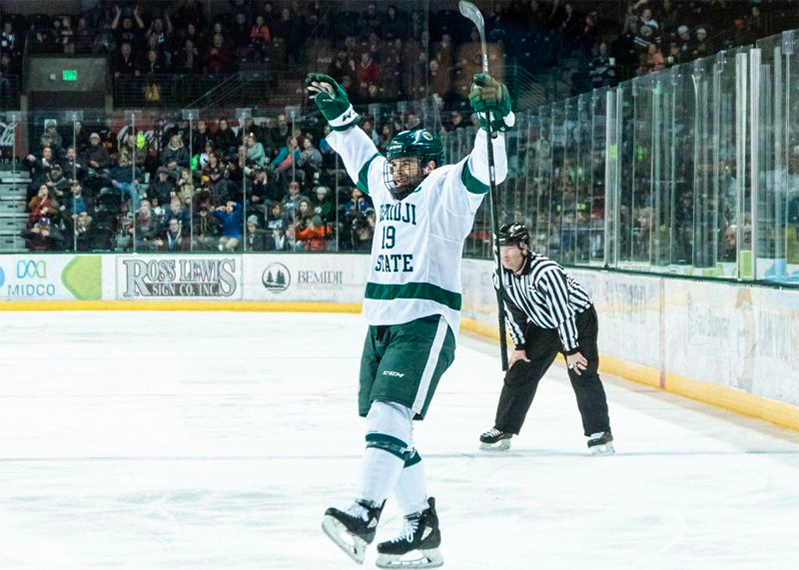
[479,223,614,455]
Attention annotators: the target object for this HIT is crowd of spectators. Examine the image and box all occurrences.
[604,0,773,82]
[1,1,797,110]
[17,109,418,252]
[4,0,799,259]
[484,0,794,92]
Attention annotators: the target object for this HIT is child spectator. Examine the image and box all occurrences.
[311,185,334,223]
[176,168,195,204]
[244,215,268,251]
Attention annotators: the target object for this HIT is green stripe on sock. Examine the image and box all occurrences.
[365,432,408,460]
[404,451,422,468]
[364,282,462,311]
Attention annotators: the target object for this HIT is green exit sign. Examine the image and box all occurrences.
[63,70,78,81]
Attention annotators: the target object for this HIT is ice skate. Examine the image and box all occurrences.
[479,427,512,451]
[322,499,384,564]
[587,431,615,455]
[376,497,444,569]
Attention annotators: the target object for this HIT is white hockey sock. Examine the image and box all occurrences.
[356,401,414,506]
[356,447,406,505]
[394,455,429,516]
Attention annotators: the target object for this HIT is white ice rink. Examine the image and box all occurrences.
[1,311,798,570]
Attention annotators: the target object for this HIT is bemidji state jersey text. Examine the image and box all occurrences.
[327,125,508,334]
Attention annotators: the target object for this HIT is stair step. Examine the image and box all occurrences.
[0,236,22,251]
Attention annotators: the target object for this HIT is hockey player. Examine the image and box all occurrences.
[307,71,513,568]
[479,223,615,455]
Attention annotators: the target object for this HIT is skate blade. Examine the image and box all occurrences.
[480,439,511,451]
[376,547,444,569]
[589,442,615,456]
[321,515,368,564]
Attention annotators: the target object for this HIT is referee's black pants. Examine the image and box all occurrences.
[493,307,611,437]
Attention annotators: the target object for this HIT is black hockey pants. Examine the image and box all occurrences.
[493,307,611,437]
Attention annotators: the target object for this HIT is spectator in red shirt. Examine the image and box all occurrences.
[205,33,234,73]
[355,51,380,99]
[28,185,59,227]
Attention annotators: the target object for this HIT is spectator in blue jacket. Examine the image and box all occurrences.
[213,200,243,251]
[270,136,301,175]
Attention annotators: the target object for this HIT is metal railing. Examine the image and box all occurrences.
[114,72,271,110]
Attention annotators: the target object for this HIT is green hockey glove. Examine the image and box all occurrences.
[469,73,514,132]
[305,73,360,131]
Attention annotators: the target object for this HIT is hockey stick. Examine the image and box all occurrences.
[459,0,508,371]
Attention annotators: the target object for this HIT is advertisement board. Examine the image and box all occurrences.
[0,255,102,301]
[242,254,370,303]
[115,255,242,300]
[461,260,799,407]
[589,270,663,370]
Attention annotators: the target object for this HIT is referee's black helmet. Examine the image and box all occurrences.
[497,222,530,246]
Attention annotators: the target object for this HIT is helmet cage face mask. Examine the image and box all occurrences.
[383,156,426,201]
[382,129,443,201]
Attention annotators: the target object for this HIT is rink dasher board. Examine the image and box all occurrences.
[461,258,799,430]
[0,253,370,303]
[0,253,798,431]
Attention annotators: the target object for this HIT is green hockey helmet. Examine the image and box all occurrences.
[383,129,444,200]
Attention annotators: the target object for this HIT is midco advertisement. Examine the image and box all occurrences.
[0,255,101,301]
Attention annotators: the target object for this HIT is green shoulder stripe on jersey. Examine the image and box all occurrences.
[365,282,462,311]
[461,161,490,194]
[357,152,381,195]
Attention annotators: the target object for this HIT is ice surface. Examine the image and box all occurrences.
[0,311,797,569]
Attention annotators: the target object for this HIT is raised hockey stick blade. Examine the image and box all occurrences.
[458,1,488,73]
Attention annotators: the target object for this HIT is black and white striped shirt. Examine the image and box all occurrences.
[497,252,593,354]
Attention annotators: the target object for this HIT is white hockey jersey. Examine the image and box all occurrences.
[327,125,508,334]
